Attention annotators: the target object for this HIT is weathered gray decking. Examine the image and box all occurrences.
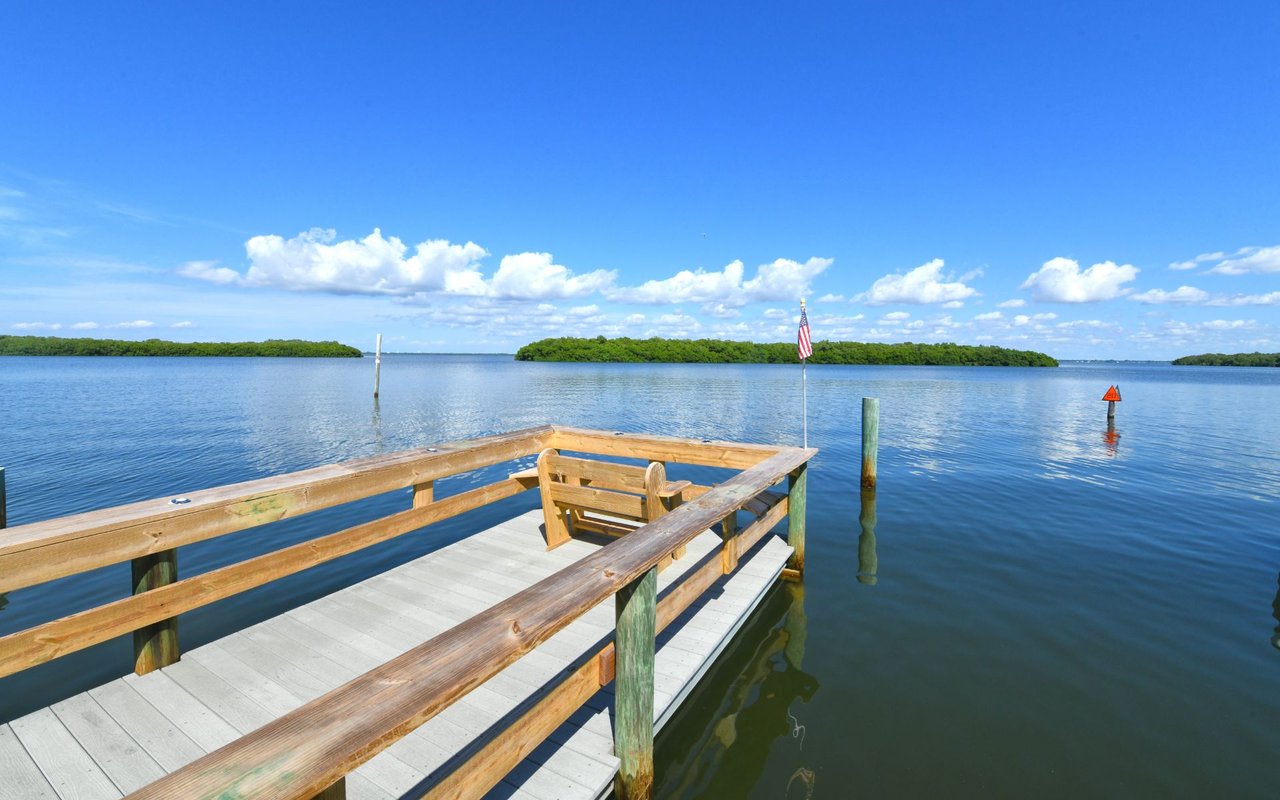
[0,508,791,800]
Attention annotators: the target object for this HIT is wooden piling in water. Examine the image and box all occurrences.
[614,566,657,799]
[787,463,807,575]
[131,549,180,674]
[861,397,879,491]
[373,333,383,398]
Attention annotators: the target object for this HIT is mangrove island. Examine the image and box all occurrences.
[515,336,1058,366]
[1172,352,1280,367]
[0,335,363,358]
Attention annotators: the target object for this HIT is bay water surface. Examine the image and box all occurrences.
[1,355,1277,797]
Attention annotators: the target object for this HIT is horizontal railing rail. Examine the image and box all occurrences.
[0,427,788,678]
[0,425,558,594]
[123,444,814,800]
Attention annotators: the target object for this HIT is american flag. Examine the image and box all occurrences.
[797,303,812,360]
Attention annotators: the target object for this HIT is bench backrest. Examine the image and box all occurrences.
[536,448,670,547]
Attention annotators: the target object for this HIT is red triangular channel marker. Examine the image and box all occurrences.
[1102,385,1121,402]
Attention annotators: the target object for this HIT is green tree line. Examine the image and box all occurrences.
[515,336,1058,366]
[0,336,363,358]
[1172,352,1280,367]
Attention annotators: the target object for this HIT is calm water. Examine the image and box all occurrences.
[1,356,1278,798]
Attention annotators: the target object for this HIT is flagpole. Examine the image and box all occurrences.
[800,297,809,449]
[802,357,808,449]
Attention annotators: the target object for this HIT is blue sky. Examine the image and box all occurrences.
[1,2,1277,359]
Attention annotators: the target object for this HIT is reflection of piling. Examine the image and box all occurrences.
[783,582,807,669]
[1271,573,1280,651]
[861,397,879,491]
[857,488,878,585]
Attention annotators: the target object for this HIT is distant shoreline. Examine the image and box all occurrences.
[0,335,363,358]
[515,336,1058,367]
[1172,352,1280,367]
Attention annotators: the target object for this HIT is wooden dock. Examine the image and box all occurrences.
[0,426,815,799]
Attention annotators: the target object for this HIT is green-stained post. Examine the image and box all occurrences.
[787,463,807,574]
[614,566,657,800]
[861,397,879,491]
[132,550,180,674]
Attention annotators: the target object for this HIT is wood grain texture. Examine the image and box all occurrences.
[536,449,570,550]
[548,428,784,470]
[613,568,656,800]
[124,445,813,800]
[0,426,553,593]
[0,476,533,678]
[549,484,646,521]
[861,397,879,491]
[720,513,738,574]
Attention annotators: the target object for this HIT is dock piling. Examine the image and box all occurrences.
[131,549,180,674]
[614,566,657,799]
[787,463,807,575]
[373,333,383,398]
[861,397,879,491]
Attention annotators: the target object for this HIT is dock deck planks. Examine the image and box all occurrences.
[2,509,791,800]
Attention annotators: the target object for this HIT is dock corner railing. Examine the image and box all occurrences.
[0,425,816,800]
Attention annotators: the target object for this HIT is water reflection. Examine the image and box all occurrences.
[1103,420,1120,457]
[1271,573,1280,651]
[858,489,879,586]
[656,582,819,798]
[370,396,384,453]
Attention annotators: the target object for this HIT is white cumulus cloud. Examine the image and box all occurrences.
[1169,245,1280,275]
[488,252,615,299]
[1130,286,1210,304]
[12,321,62,331]
[1205,245,1280,276]
[178,260,243,285]
[111,320,156,329]
[997,298,1025,308]
[242,228,489,295]
[1020,257,1138,303]
[608,257,832,306]
[861,259,978,306]
[70,321,99,330]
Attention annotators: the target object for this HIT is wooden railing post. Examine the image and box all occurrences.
[312,777,345,800]
[787,464,807,574]
[720,511,738,574]
[132,550,179,674]
[614,565,657,799]
[0,466,7,529]
[412,479,434,508]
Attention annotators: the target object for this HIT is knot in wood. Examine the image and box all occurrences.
[510,619,523,635]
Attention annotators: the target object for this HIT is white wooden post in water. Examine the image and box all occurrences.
[373,333,383,398]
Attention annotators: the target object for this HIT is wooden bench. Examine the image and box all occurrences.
[511,448,691,550]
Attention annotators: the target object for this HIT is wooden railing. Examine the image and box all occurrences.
[0,425,814,800]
